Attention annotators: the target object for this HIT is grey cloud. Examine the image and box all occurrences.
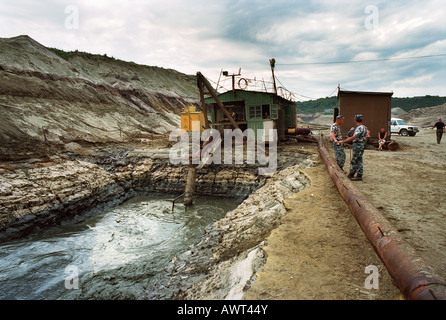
[0,0,444,98]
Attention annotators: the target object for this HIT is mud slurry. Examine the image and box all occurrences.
[138,150,315,300]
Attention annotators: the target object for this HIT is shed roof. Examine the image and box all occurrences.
[205,89,295,105]
[337,89,394,99]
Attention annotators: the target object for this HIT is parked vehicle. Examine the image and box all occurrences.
[390,118,419,136]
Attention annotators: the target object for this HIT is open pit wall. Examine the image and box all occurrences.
[0,160,261,244]
[0,147,312,244]
[0,144,316,299]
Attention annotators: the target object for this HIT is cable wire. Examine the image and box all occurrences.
[276,53,446,66]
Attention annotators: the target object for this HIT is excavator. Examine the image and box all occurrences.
[179,72,240,207]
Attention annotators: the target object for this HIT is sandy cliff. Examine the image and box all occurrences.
[0,35,199,160]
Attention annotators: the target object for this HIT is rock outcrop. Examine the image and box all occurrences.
[0,159,125,242]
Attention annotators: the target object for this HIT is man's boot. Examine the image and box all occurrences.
[351,175,363,181]
[347,172,355,180]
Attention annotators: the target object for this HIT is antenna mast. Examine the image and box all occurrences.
[270,58,277,95]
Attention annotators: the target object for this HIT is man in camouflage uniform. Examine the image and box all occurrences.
[341,114,367,181]
[330,115,346,171]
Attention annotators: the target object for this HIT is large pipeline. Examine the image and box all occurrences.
[318,144,446,300]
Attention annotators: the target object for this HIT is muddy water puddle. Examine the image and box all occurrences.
[0,194,239,300]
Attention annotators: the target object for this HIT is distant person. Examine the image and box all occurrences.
[330,115,346,171]
[378,128,387,151]
[432,118,445,144]
[341,114,368,181]
[264,112,270,119]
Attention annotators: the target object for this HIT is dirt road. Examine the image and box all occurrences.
[245,128,445,300]
[360,129,446,281]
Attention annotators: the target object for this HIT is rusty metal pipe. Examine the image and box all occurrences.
[318,144,446,300]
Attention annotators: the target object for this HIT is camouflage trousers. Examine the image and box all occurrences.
[332,142,346,169]
[350,142,365,176]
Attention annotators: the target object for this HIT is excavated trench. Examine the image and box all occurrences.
[0,144,316,300]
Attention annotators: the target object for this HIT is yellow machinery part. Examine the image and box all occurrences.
[181,108,205,132]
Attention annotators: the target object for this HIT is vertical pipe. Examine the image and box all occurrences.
[183,164,197,207]
[270,58,277,95]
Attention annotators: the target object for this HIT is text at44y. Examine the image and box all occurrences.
[177,304,268,317]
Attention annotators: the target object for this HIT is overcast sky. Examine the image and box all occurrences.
[1,0,445,100]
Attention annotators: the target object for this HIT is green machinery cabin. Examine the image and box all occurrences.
[204,89,297,141]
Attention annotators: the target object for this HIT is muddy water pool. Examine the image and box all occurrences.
[0,194,240,299]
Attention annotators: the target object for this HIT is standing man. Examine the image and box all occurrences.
[432,118,445,144]
[330,115,346,171]
[341,114,368,181]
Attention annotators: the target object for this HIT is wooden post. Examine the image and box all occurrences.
[197,81,210,130]
[183,163,197,207]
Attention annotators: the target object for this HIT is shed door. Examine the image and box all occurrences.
[278,108,285,140]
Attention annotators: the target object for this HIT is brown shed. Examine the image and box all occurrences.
[336,89,394,139]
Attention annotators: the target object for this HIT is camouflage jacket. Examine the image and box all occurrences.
[353,125,367,143]
[330,123,342,141]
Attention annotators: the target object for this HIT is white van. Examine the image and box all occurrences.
[390,118,419,136]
